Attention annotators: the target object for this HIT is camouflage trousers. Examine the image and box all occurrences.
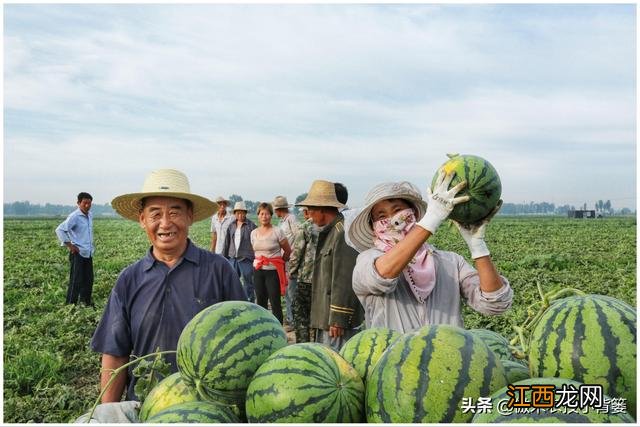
[292,281,312,343]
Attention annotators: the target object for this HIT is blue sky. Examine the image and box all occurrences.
[4,4,636,210]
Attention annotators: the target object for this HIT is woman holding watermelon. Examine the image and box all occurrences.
[349,171,513,333]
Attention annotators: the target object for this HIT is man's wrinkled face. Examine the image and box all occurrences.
[139,196,193,254]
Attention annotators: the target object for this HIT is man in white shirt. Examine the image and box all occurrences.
[210,196,233,254]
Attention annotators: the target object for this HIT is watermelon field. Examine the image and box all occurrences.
[3,215,637,423]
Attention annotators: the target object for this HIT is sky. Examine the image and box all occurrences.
[3,3,637,210]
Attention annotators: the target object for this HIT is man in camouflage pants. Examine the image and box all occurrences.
[288,207,318,343]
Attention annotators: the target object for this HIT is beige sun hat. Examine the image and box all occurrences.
[215,196,230,204]
[347,181,428,253]
[233,201,248,212]
[296,180,345,209]
[111,169,218,222]
[272,195,292,209]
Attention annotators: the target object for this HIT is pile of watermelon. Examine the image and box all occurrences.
[137,295,635,423]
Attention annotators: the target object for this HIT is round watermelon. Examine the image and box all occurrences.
[501,360,531,384]
[245,342,365,423]
[139,372,199,421]
[367,324,507,423]
[528,294,636,417]
[339,327,402,381]
[471,377,636,423]
[431,153,502,224]
[145,401,240,423]
[176,301,287,406]
[469,328,526,366]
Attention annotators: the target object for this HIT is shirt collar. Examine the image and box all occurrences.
[142,238,198,271]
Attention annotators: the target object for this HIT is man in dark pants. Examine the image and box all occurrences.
[55,192,94,306]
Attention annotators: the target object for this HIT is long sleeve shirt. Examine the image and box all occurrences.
[352,247,513,334]
[55,208,94,258]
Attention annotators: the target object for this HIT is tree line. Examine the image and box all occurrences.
[4,198,634,217]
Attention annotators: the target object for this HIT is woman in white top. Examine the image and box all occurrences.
[251,202,292,324]
[348,174,512,333]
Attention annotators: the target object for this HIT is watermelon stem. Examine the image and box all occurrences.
[86,350,177,423]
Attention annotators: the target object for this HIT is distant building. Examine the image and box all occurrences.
[567,209,596,219]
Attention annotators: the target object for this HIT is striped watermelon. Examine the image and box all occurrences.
[339,327,402,380]
[145,401,240,423]
[470,328,527,366]
[245,342,365,423]
[176,301,287,407]
[366,324,507,423]
[431,153,502,224]
[528,294,636,417]
[471,377,636,423]
[139,372,199,421]
[501,360,531,384]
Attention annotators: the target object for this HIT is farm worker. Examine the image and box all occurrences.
[210,196,233,254]
[55,191,95,306]
[272,195,299,331]
[91,169,247,403]
[296,180,364,351]
[348,176,513,334]
[251,202,292,324]
[222,200,257,302]
[288,206,318,343]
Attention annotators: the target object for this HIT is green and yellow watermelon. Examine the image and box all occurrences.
[501,360,531,384]
[366,324,507,423]
[431,153,502,224]
[470,328,527,366]
[339,327,402,381]
[245,342,365,423]
[144,401,240,423]
[528,294,636,417]
[176,301,287,407]
[471,377,635,423]
[138,372,199,421]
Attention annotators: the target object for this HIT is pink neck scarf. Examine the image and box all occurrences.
[373,208,436,303]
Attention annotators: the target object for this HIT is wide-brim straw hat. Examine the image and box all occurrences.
[348,181,428,253]
[233,201,248,212]
[296,180,345,209]
[272,195,292,209]
[111,169,218,222]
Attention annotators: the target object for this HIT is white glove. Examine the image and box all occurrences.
[73,401,140,423]
[453,200,502,259]
[417,169,469,234]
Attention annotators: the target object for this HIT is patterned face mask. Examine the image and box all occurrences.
[373,208,436,303]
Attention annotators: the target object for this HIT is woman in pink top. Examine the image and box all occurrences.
[251,202,292,324]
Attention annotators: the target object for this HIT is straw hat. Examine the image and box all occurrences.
[233,201,248,212]
[111,169,218,222]
[272,195,292,210]
[296,180,345,209]
[347,181,428,253]
[215,196,230,204]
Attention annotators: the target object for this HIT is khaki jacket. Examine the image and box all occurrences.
[310,213,364,330]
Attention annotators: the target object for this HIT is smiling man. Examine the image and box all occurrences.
[91,169,246,403]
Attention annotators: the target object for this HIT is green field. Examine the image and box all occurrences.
[3,216,637,422]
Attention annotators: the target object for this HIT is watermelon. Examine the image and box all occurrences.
[528,294,636,417]
[471,377,636,423]
[366,324,507,423]
[138,372,199,421]
[501,360,531,384]
[470,328,527,366]
[339,327,402,380]
[245,342,365,423]
[176,301,287,407]
[431,153,502,224]
[145,401,240,423]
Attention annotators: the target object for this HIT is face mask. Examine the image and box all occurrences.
[372,208,416,249]
[372,207,436,304]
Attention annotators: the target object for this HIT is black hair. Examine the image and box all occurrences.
[77,192,93,203]
[334,182,348,204]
